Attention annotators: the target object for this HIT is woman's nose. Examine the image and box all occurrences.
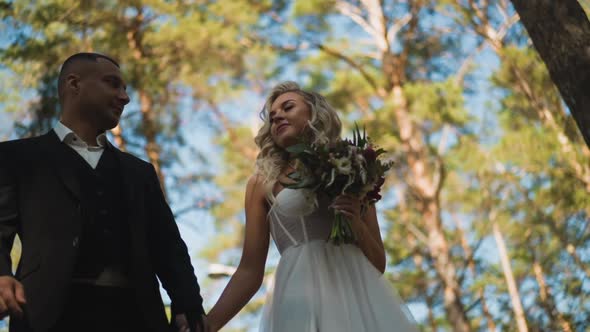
[274,109,286,119]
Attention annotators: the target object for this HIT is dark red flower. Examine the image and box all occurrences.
[363,146,377,163]
[366,176,385,201]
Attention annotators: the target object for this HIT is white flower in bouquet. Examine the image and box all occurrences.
[330,155,353,175]
[354,154,368,184]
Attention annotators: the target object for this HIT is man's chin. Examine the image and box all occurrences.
[101,118,121,131]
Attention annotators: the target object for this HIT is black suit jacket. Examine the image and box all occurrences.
[0,131,205,331]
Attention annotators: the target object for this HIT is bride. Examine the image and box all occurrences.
[206,81,418,331]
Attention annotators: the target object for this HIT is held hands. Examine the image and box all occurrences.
[175,313,212,332]
[0,276,26,319]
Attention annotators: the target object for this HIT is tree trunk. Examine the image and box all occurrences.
[492,221,528,332]
[510,0,590,147]
[126,7,168,198]
[425,291,438,332]
[399,190,439,331]
[386,6,468,325]
[532,257,573,332]
[391,84,470,332]
[138,91,167,196]
[454,216,497,331]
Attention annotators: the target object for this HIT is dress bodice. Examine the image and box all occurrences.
[268,189,334,254]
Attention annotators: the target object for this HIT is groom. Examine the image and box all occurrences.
[0,53,208,331]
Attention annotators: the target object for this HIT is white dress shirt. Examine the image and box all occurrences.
[53,121,107,169]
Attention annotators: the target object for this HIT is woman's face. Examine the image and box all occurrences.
[269,92,312,148]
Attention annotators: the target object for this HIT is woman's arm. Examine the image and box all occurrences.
[332,196,386,273]
[207,174,271,331]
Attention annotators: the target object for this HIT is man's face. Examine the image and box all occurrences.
[77,58,130,131]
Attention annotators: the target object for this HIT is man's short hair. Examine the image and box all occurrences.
[57,52,120,100]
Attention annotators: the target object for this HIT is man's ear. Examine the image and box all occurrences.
[66,74,80,95]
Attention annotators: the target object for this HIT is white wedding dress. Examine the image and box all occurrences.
[260,188,419,332]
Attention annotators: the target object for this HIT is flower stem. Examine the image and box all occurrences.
[329,211,356,245]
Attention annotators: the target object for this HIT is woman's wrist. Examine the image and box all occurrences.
[352,218,369,243]
[206,313,222,331]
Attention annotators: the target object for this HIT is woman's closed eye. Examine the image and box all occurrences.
[269,104,294,124]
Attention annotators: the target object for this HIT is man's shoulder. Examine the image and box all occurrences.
[0,134,47,154]
[115,149,153,170]
[114,150,161,187]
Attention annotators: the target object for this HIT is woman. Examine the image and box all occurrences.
[207,82,418,331]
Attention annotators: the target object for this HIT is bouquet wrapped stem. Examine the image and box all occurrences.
[329,211,356,245]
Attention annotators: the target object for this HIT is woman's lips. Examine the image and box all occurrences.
[276,123,290,134]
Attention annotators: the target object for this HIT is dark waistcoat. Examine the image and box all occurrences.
[56,143,131,279]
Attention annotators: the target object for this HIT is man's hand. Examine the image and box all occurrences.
[174,313,190,332]
[175,313,211,332]
[0,276,26,319]
[196,314,211,332]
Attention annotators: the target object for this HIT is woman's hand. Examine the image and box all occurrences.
[331,194,361,219]
[331,194,386,273]
[330,194,365,237]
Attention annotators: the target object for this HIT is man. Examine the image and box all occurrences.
[0,53,209,331]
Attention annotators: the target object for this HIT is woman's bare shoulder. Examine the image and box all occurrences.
[245,173,269,203]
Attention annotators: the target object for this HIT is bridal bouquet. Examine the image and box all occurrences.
[282,125,392,245]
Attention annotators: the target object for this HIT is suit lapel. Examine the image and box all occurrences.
[38,130,81,200]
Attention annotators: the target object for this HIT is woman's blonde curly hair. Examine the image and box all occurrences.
[254,81,342,200]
